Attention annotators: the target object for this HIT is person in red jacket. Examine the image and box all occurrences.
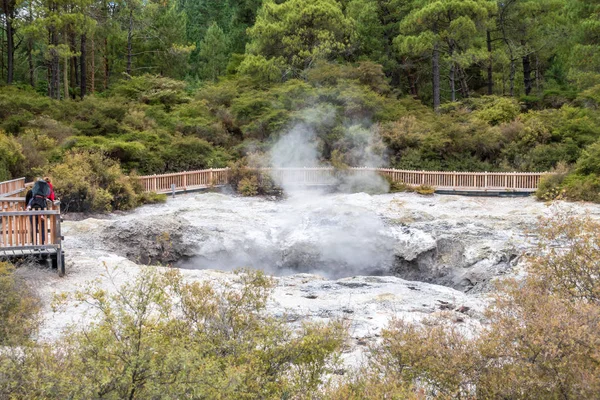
[44,177,55,201]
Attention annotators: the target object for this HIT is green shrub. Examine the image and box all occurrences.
[0,131,25,181]
[228,158,280,196]
[238,175,259,196]
[576,84,600,109]
[388,180,413,193]
[536,172,568,201]
[0,262,41,345]
[563,174,600,202]
[50,151,140,212]
[110,74,190,110]
[472,96,521,126]
[136,191,168,205]
[415,184,435,195]
[160,136,231,172]
[0,268,345,399]
[576,141,600,175]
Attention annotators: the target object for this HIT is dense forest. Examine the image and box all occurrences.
[1,0,600,208]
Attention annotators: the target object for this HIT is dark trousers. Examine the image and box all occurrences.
[29,208,46,245]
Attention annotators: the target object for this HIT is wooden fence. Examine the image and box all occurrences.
[0,178,26,197]
[138,167,546,193]
[1,197,60,212]
[0,210,64,275]
[375,169,544,191]
[138,168,230,193]
[0,211,61,247]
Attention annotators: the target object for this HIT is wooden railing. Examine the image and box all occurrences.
[375,169,544,191]
[138,168,230,193]
[0,178,26,197]
[138,167,546,193]
[0,210,64,275]
[0,210,62,248]
[0,197,60,212]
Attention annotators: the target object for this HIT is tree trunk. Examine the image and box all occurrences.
[28,40,34,87]
[1,25,5,82]
[90,36,95,93]
[3,0,14,84]
[509,58,516,97]
[71,33,78,96]
[64,54,69,99]
[432,32,441,112]
[104,37,108,90]
[27,0,34,87]
[126,9,133,77]
[458,66,470,99]
[535,54,540,92]
[449,43,456,102]
[81,34,87,98]
[50,27,60,99]
[407,69,418,98]
[523,52,532,96]
[486,30,493,95]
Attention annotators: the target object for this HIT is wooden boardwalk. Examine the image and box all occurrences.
[0,184,64,276]
[138,167,546,195]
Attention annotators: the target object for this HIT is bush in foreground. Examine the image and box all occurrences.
[0,268,345,399]
[328,214,600,399]
[0,262,41,346]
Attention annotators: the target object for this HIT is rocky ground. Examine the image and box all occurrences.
[20,190,600,363]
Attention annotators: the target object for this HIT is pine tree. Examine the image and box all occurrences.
[198,22,228,81]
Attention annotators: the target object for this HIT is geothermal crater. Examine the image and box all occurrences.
[68,190,552,292]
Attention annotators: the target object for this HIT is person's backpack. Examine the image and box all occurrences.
[31,180,51,198]
[29,180,51,209]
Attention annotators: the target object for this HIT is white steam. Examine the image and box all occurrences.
[231,109,398,278]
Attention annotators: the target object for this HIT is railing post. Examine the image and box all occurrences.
[209,168,214,186]
[421,171,425,185]
[153,175,157,192]
[484,172,488,189]
[183,172,187,189]
[54,213,64,276]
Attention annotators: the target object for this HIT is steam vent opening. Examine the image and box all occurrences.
[103,187,526,294]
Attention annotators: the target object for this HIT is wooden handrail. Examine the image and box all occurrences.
[0,177,26,198]
[137,167,547,193]
[1,197,60,212]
